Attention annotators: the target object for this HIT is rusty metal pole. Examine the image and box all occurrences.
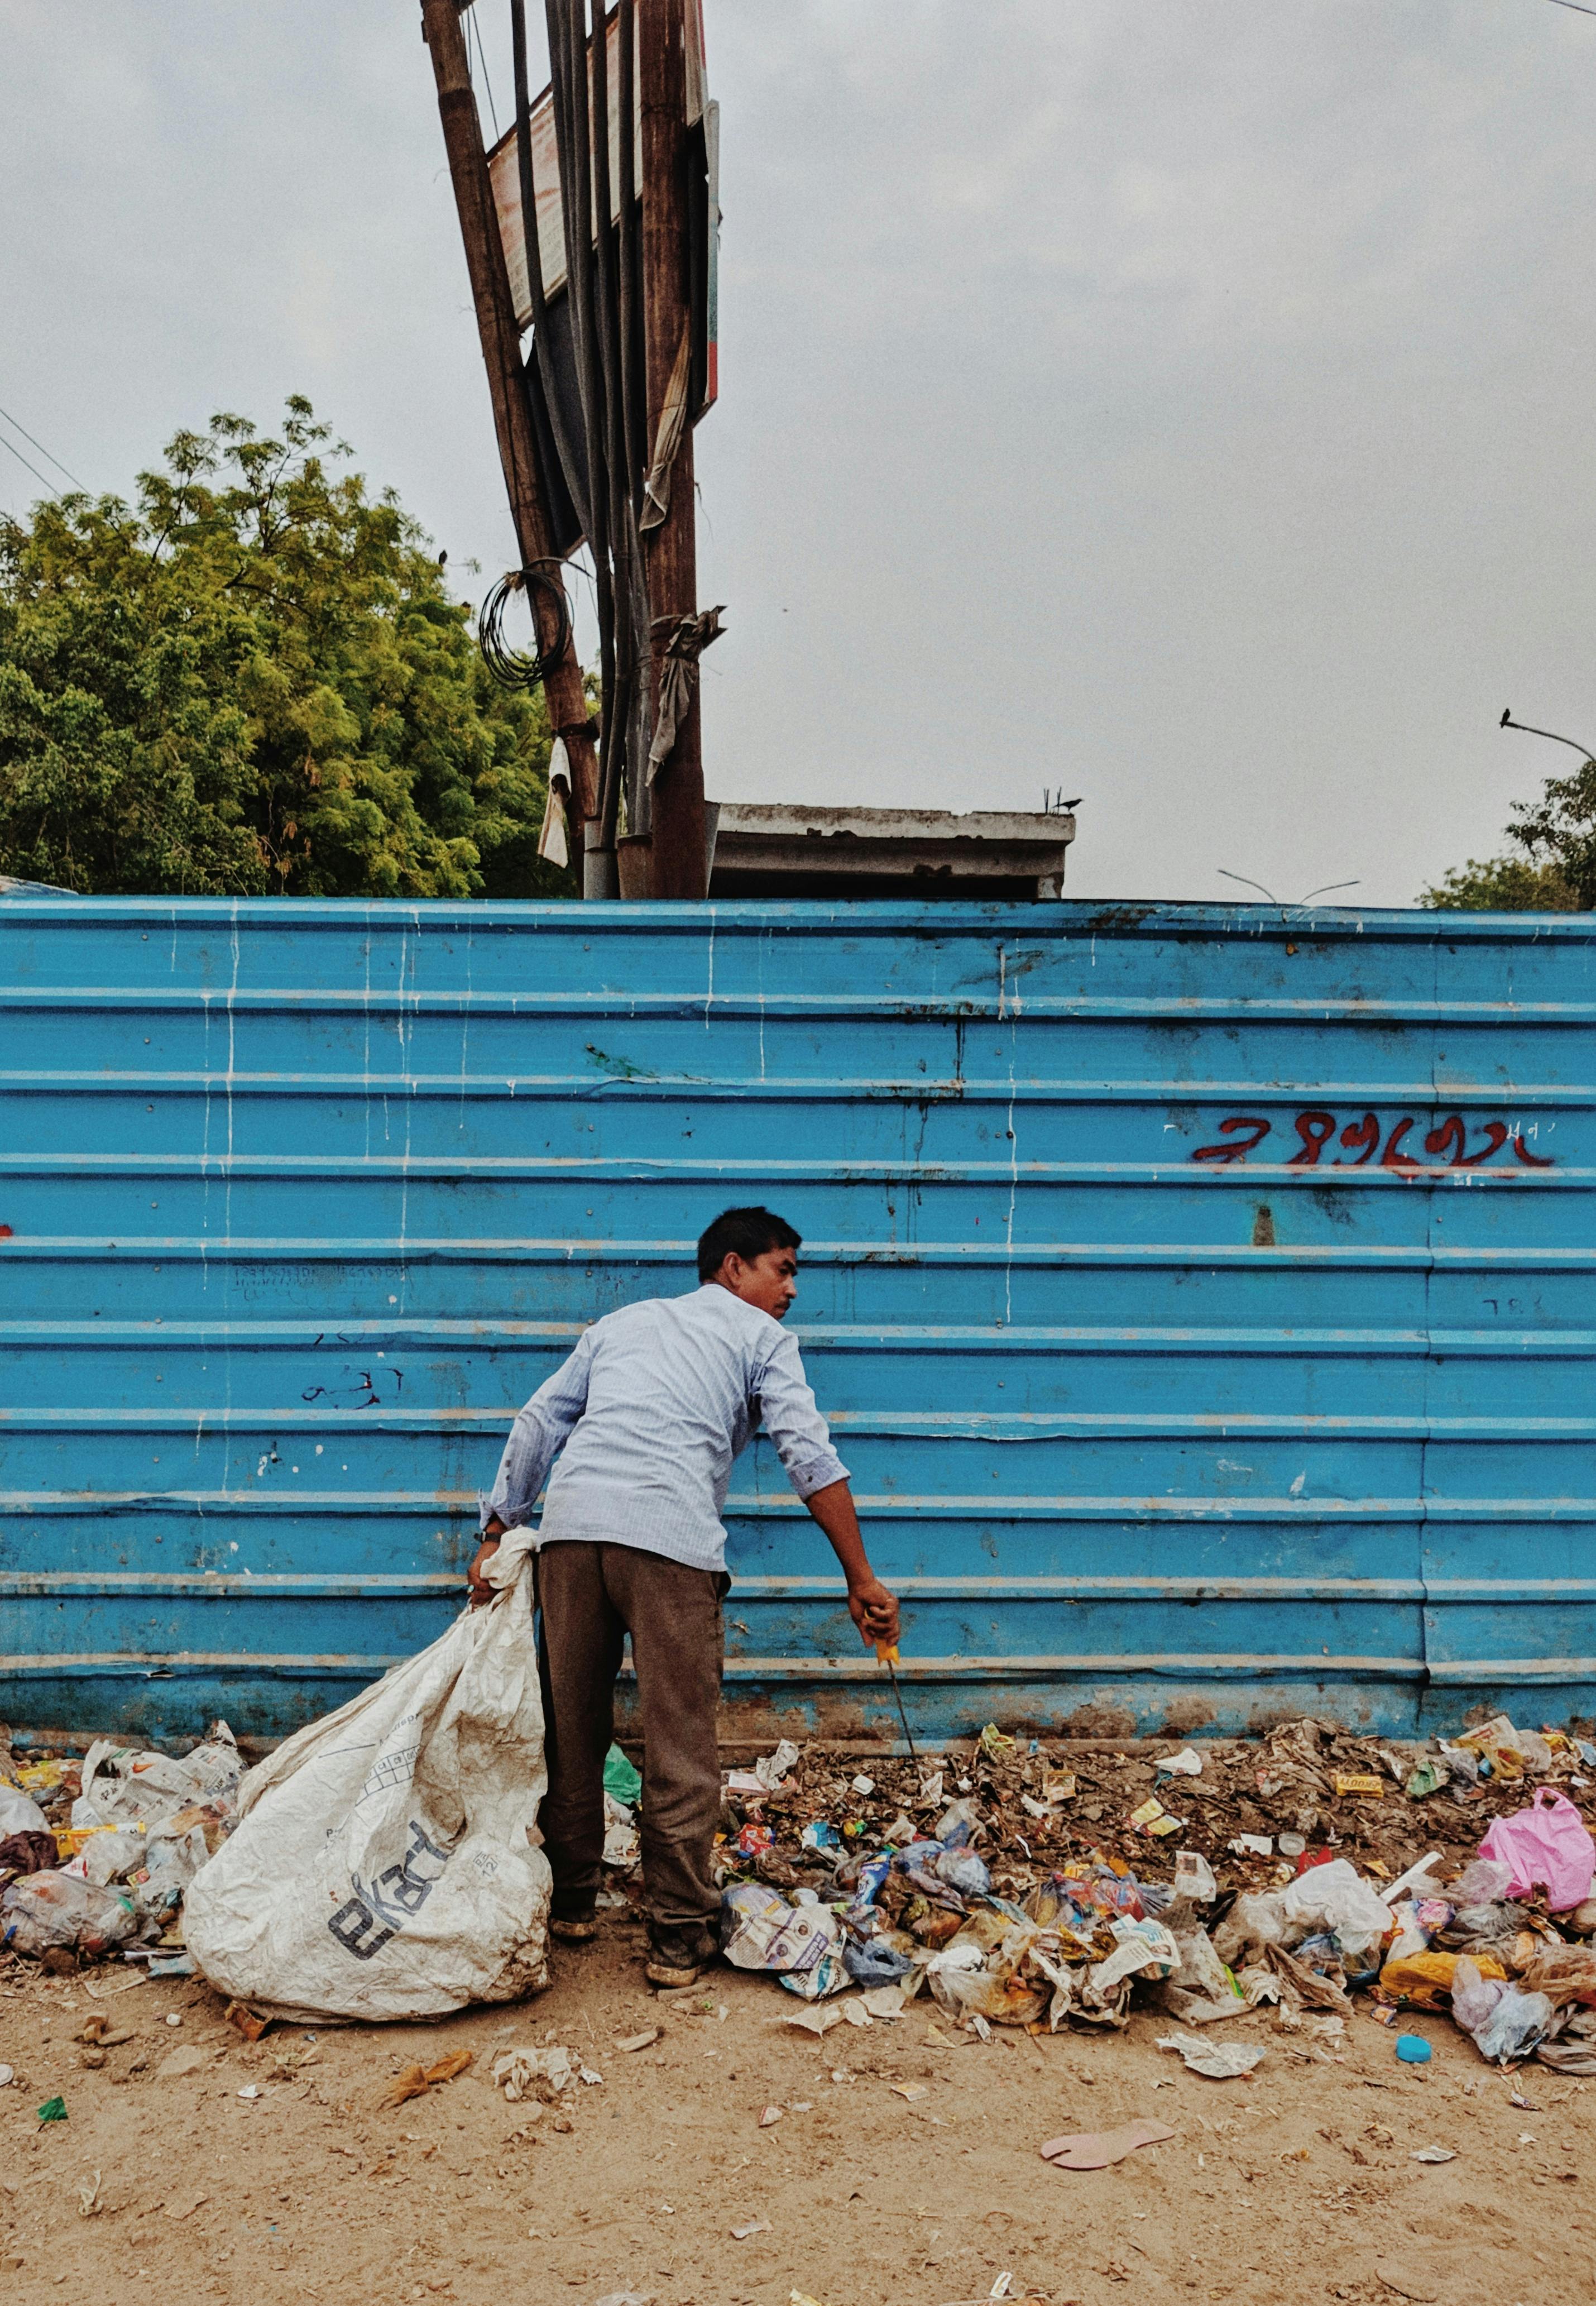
[638,0,707,899]
[420,0,600,835]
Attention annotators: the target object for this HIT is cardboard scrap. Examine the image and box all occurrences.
[380,2050,473,2108]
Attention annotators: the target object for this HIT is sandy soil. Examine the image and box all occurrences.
[2,1907,1592,2306]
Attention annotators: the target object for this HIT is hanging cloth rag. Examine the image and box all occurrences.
[639,322,693,534]
[647,607,725,782]
[536,735,573,869]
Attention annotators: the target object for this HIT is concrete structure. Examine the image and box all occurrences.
[705,802,1076,901]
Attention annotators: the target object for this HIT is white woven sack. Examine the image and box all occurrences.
[185,1529,549,2021]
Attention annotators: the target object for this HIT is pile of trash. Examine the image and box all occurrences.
[0,1721,242,1973]
[710,1716,1596,2071]
[6,1704,1596,2077]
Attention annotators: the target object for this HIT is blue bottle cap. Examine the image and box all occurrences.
[1395,2034,1432,2063]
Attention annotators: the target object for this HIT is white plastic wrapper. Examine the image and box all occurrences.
[1,1872,138,1957]
[0,1784,51,1840]
[80,1827,150,1888]
[1279,1857,1392,1964]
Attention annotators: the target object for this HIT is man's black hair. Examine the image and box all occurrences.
[697,1205,802,1282]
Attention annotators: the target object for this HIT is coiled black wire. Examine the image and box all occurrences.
[478,562,572,690]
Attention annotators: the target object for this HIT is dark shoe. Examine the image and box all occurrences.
[550,1893,600,1944]
[550,1913,599,1945]
[644,1922,717,1989]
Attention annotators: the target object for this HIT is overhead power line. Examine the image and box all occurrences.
[0,429,56,498]
[468,5,501,140]
[0,402,86,491]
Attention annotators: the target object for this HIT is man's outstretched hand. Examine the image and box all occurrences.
[803,1480,900,1650]
[467,1532,502,1607]
[847,1573,900,1649]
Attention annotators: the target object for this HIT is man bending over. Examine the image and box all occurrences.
[469,1205,900,1988]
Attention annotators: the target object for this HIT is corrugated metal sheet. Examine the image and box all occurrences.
[0,896,1592,1744]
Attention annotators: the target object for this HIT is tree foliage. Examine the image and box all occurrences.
[1420,754,1594,913]
[0,400,576,898]
[1417,853,1578,912]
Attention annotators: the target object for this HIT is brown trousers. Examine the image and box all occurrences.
[534,1539,727,1932]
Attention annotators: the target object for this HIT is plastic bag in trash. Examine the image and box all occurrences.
[168,1728,243,1801]
[926,1921,1048,2028]
[934,1796,985,1842]
[843,1934,913,1987]
[1,1870,138,1958]
[130,1822,211,1919]
[1478,1790,1596,1912]
[802,1821,843,1857]
[1456,1715,1552,1779]
[1437,1900,1528,1960]
[602,1744,643,1804]
[1533,2037,1596,2074]
[1279,1858,1391,1963]
[1024,1864,1147,1951]
[602,1792,640,1869]
[80,1827,149,1888]
[1517,1943,1596,2010]
[184,1529,551,2022]
[756,1739,802,1791]
[931,1845,991,1900]
[1213,1891,1288,1969]
[1467,1979,1553,2065]
[1450,1954,1504,2030]
[1450,1858,1513,1906]
[0,1784,50,1842]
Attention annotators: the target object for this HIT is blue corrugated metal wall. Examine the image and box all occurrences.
[0,896,1592,1744]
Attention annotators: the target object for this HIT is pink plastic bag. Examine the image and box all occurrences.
[1478,1789,1596,1912]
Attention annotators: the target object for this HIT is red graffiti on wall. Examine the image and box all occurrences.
[1191,1111,1556,1170]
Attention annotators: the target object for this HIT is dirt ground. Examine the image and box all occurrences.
[2,1906,1592,2306]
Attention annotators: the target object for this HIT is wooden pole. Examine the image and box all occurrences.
[420,0,599,834]
[638,0,707,899]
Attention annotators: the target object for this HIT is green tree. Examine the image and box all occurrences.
[1420,751,1594,913]
[1417,854,1578,912]
[0,399,576,898]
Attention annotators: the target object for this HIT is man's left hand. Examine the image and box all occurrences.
[847,1575,900,1649]
[467,1532,502,1607]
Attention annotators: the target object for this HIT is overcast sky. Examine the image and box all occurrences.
[2,1,1593,903]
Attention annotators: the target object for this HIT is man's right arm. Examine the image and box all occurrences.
[755,1328,899,1647]
[468,1330,595,1602]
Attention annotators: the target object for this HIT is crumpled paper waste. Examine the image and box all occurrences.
[492,2043,576,2103]
[1157,2031,1267,2079]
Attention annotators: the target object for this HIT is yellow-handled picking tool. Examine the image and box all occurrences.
[875,1642,918,1762]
